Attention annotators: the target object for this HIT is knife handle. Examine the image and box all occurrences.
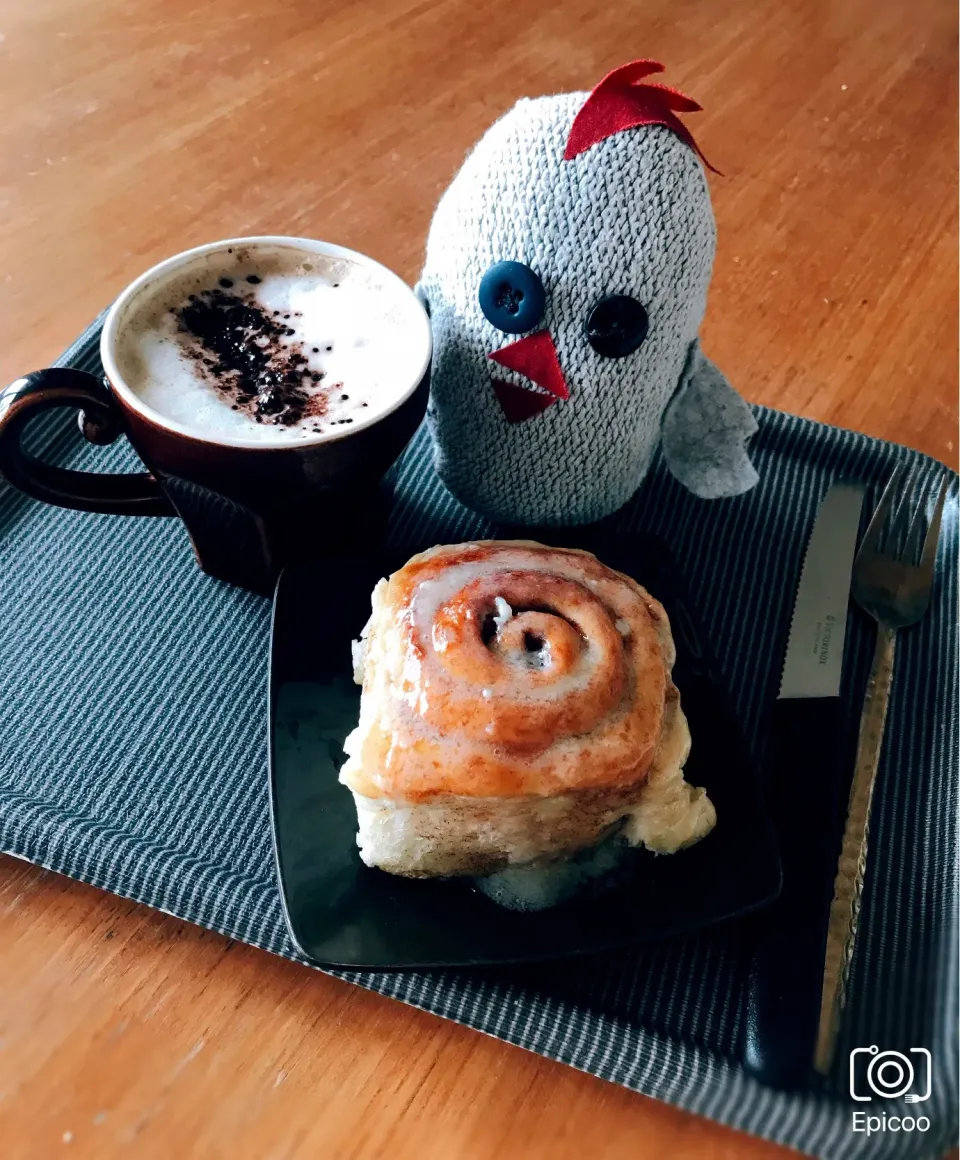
[742,696,847,1090]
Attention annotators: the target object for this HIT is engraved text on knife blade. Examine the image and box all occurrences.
[778,484,865,700]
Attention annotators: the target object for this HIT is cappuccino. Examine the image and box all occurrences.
[114,243,428,444]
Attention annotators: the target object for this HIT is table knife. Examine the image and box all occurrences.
[742,481,865,1089]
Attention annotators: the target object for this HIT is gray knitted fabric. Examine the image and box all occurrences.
[418,90,758,525]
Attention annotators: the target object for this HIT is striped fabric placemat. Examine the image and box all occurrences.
[0,320,956,1159]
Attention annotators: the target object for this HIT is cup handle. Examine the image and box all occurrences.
[0,368,174,515]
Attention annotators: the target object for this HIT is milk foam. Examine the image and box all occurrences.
[114,245,428,444]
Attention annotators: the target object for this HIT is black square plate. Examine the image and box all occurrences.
[269,533,781,970]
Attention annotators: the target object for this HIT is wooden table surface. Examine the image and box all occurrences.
[0,0,956,1156]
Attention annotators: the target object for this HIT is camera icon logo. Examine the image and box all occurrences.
[849,1046,932,1103]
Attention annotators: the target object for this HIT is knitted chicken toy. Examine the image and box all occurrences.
[417,60,758,526]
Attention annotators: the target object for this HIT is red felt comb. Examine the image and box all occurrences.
[564,59,720,174]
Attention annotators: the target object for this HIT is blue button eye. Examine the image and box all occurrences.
[478,261,546,334]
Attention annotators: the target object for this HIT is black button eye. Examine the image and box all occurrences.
[585,295,649,358]
[478,261,546,334]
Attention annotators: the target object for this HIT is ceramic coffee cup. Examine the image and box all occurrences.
[0,236,432,593]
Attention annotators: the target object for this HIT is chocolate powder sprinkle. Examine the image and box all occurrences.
[173,286,327,427]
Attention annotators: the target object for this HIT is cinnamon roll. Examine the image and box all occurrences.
[340,541,715,906]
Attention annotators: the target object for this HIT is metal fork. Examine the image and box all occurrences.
[814,464,951,1074]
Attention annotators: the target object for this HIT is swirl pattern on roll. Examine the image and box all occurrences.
[341,540,679,801]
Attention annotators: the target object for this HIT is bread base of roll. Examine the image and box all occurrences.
[348,695,716,881]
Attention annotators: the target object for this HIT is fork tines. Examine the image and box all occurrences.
[861,464,951,571]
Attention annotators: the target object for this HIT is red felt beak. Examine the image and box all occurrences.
[488,330,570,424]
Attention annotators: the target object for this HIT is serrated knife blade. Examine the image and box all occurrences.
[779,483,865,700]
[743,480,865,1090]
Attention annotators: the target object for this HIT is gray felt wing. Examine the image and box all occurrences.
[661,342,759,499]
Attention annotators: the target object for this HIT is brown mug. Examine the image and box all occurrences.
[0,236,432,594]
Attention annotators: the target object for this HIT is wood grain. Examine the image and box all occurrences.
[0,0,955,1156]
